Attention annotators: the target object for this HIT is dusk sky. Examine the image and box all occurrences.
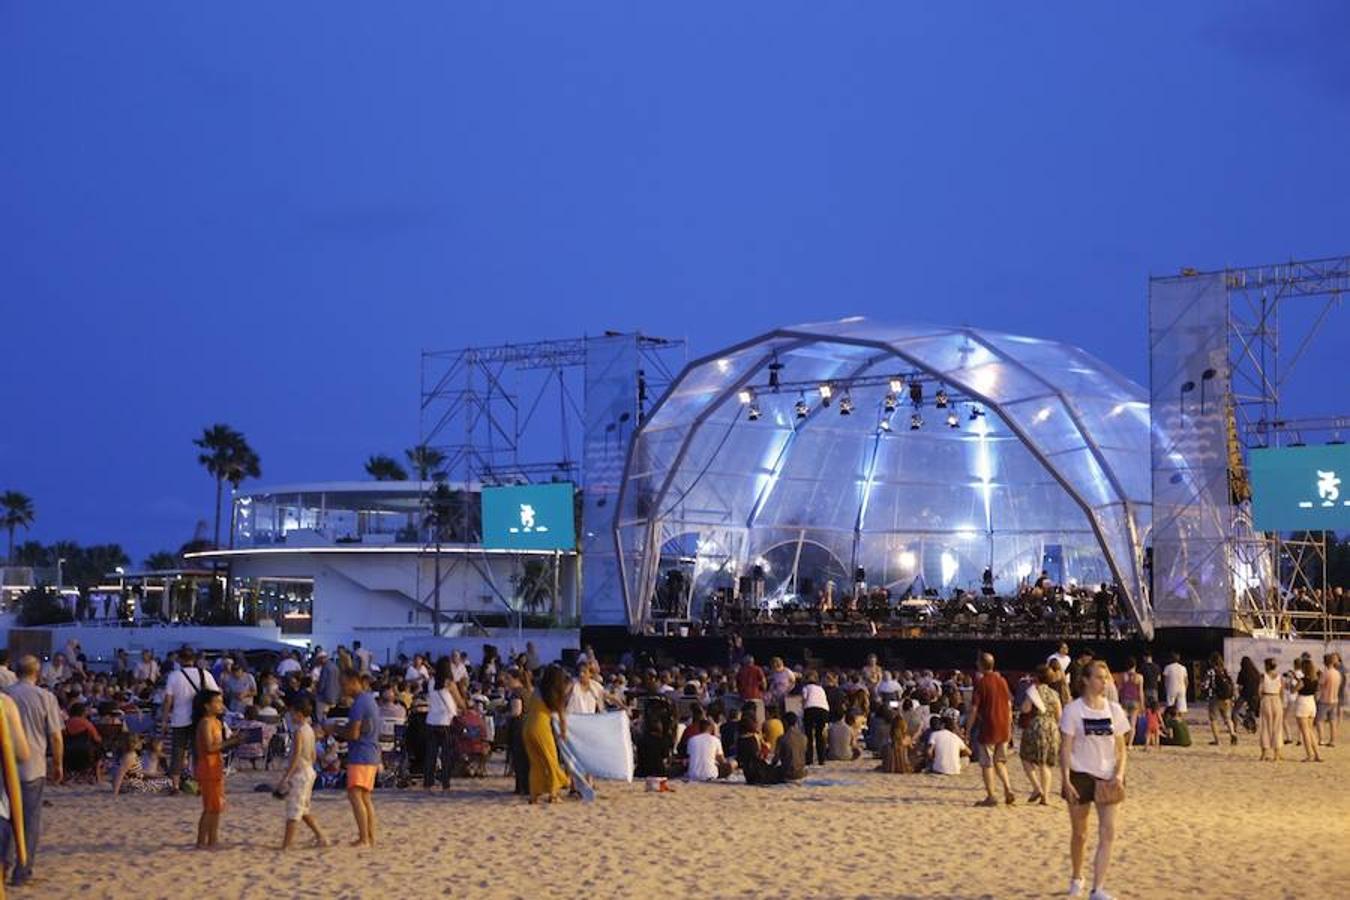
[2,2,1347,562]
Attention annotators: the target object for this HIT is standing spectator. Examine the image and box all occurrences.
[1019,664,1062,805]
[0,688,31,882]
[333,671,382,843]
[315,651,340,721]
[735,655,766,723]
[1047,643,1072,676]
[1059,660,1129,900]
[1316,653,1341,748]
[1293,659,1322,762]
[0,651,16,690]
[766,657,796,705]
[1116,658,1144,741]
[1162,652,1188,714]
[1236,657,1262,733]
[5,656,63,887]
[276,650,302,678]
[1252,658,1285,766]
[800,672,830,766]
[1202,653,1238,746]
[968,652,1015,807]
[222,658,257,714]
[1139,650,1162,707]
[423,658,462,793]
[132,650,160,685]
[352,640,373,675]
[160,648,218,791]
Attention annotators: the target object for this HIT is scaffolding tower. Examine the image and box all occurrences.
[1150,255,1346,637]
[416,334,685,630]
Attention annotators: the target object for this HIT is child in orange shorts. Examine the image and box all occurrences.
[193,689,239,848]
[1144,700,1162,751]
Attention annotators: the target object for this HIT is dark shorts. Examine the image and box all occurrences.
[169,725,194,775]
[1069,770,1099,805]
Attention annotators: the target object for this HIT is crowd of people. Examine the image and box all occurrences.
[0,636,1343,898]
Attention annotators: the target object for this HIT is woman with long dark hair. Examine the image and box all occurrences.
[1257,658,1283,762]
[1294,658,1322,763]
[1020,664,1062,805]
[424,656,464,792]
[1236,656,1261,733]
[523,666,570,803]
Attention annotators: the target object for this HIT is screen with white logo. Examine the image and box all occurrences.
[481,483,577,550]
[1249,445,1350,531]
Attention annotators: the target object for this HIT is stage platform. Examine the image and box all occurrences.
[580,627,1228,672]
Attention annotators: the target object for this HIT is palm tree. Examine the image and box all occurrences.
[405,444,447,482]
[365,454,409,481]
[144,550,180,571]
[1,491,35,565]
[194,424,262,548]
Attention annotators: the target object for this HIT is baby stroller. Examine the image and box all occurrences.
[452,710,491,778]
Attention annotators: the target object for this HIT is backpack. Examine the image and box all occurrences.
[1213,669,1234,700]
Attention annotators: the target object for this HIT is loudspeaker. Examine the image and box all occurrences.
[751,565,765,581]
[853,567,866,584]
[799,577,815,597]
[738,576,753,598]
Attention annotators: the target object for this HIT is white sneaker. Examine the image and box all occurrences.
[1089,889,1114,900]
[1067,877,1086,897]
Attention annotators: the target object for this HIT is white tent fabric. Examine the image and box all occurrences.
[563,711,634,781]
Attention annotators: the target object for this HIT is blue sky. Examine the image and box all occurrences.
[2,2,1347,561]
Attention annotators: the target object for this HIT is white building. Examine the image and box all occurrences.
[185,480,580,651]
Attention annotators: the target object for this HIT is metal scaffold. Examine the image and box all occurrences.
[415,333,684,632]
[1186,256,1347,635]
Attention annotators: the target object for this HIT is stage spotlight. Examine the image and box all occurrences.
[738,388,755,405]
[768,358,783,391]
[748,401,761,421]
[909,382,923,407]
[935,388,949,409]
[795,394,809,419]
[910,413,922,431]
[946,411,959,428]
[839,394,854,416]
[883,392,898,412]
[879,417,892,432]
[818,383,833,406]
[889,376,904,393]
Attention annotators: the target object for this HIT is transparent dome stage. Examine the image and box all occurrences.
[614,319,1154,638]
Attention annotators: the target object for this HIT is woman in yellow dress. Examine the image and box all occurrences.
[523,666,570,803]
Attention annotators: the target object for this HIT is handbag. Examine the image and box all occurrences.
[1093,776,1125,805]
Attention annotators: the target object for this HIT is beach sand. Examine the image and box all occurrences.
[22,723,1350,899]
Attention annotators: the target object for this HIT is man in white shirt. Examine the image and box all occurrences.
[161,647,220,790]
[566,666,605,715]
[926,719,970,775]
[1162,652,1189,714]
[449,651,469,685]
[133,650,160,684]
[0,650,17,689]
[1048,643,1072,676]
[685,720,733,781]
[405,654,430,689]
[352,641,373,675]
[276,650,302,677]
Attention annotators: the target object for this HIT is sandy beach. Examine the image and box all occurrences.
[21,716,1350,900]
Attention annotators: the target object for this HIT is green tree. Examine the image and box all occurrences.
[194,424,262,547]
[144,550,180,571]
[405,444,447,482]
[1,491,35,565]
[365,454,409,481]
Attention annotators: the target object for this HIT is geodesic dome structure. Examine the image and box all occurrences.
[614,319,1154,637]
